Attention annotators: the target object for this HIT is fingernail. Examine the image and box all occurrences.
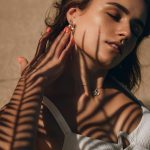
[46,27,51,33]
[17,57,22,63]
[64,27,70,33]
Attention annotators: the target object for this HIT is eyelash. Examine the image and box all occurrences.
[107,12,121,21]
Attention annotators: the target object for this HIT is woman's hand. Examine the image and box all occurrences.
[0,27,75,150]
[20,26,74,87]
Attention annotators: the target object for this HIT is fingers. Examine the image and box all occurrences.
[47,28,66,57]
[45,26,73,61]
[17,56,28,74]
[55,27,72,58]
[35,27,51,58]
[30,27,52,66]
[59,36,74,61]
[24,26,73,76]
[44,26,71,60]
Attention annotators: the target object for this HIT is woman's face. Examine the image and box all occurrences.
[72,0,147,69]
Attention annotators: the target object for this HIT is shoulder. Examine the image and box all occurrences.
[106,88,150,147]
[113,81,150,147]
[106,76,145,107]
[104,78,146,134]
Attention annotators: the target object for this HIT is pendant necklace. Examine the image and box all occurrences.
[92,88,104,96]
[79,84,104,97]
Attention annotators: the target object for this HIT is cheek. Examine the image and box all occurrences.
[72,11,138,69]
[74,15,103,56]
[74,12,116,53]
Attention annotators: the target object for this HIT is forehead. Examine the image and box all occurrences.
[90,0,147,23]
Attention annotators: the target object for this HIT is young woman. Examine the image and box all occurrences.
[0,0,150,149]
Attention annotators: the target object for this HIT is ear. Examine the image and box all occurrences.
[66,7,82,24]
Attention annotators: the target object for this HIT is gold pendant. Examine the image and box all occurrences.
[93,89,100,96]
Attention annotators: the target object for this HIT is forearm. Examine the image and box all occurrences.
[0,75,44,150]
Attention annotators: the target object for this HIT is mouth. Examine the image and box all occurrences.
[105,41,123,55]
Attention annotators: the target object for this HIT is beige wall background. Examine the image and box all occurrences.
[0,0,150,108]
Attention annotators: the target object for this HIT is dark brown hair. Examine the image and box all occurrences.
[45,0,150,91]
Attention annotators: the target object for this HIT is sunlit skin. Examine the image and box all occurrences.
[0,0,148,150]
[41,0,147,149]
[66,0,147,94]
[39,0,147,149]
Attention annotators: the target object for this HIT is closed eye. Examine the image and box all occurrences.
[107,12,121,22]
[107,13,143,37]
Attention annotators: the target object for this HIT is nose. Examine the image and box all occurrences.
[116,22,132,41]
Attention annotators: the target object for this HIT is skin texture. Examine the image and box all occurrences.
[0,0,148,150]
[0,27,74,149]
[61,0,147,108]
[70,0,147,70]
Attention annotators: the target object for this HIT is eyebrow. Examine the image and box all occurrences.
[106,2,145,29]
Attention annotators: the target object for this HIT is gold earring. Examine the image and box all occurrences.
[68,21,76,34]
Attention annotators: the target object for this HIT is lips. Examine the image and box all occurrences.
[105,41,123,55]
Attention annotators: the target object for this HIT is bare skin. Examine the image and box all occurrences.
[0,28,143,150]
[0,0,147,149]
[17,54,143,150]
[0,27,74,150]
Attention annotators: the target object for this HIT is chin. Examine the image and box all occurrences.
[98,58,112,69]
[96,55,118,70]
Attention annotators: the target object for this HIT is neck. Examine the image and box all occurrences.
[68,47,108,96]
[44,47,109,100]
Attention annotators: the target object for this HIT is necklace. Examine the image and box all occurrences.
[92,88,104,96]
[76,83,104,97]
